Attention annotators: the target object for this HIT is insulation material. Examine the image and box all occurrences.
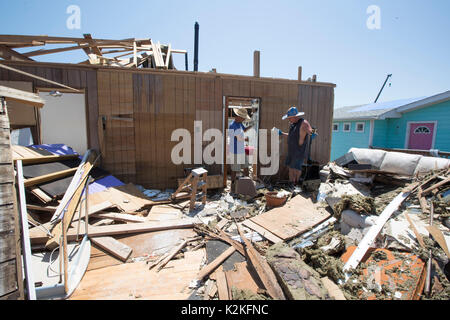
[380,152,422,176]
[349,148,387,169]
[414,156,450,175]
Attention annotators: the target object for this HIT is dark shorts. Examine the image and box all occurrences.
[285,157,304,171]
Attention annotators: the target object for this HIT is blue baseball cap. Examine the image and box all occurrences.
[282,106,305,120]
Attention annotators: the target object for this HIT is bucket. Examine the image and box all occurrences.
[265,191,287,207]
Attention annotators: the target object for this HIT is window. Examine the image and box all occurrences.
[332,123,339,132]
[343,123,351,132]
[355,122,365,133]
[414,126,431,134]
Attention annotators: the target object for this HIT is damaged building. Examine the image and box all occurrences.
[0,34,449,301]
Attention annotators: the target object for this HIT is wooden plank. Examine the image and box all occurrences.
[249,195,330,240]
[46,152,96,249]
[30,219,195,244]
[422,177,449,195]
[236,224,286,300]
[224,262,260,295]
[23,167,77,187]
[215,266,230,300]
[0,64,81,92]
[90,236,132,262]
[0,85,44,107]
[0,44,34,61]
[195,246,236,282]
[0,260,17,297]
[0,165,14,183]
[92,212,145,223]
[242,219,283,243]
[426,226,450,259]
[13,154,79,165]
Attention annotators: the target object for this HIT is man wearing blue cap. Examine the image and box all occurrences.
[276,106,313,184]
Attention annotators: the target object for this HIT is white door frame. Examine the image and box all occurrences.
[404,120,438,149]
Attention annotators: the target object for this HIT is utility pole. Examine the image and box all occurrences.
[374,74,392,103]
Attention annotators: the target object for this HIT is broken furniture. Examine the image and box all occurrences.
[171,167,208,212]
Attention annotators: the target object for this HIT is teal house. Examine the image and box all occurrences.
[330,90,450,161]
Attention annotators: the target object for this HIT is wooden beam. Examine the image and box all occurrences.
[83,34,102,56]
[23,167,77,188]
[0,64,81,92]
[422,177,450,196]
[215,266,230,300]
[0,45,34,61]
[45,152,97,249]
[195,246,236,282]
[236,224,286,300]
[13,153,79,165]
[0,85,44,107]
[90,236,132,262]
[30,219,196,244]
[164,43,171,69]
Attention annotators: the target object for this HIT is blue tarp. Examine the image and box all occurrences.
[28,143,125,194]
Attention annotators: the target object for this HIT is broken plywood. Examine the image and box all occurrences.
[70,249,205,300]
[250,195,330,240]
[89,183,155,212]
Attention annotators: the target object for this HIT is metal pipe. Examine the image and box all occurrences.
[194,22,199,72]
[374,74,392,103]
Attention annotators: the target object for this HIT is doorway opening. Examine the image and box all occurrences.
[223,96,260,188]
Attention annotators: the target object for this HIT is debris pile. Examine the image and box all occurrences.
[13,145,450,300]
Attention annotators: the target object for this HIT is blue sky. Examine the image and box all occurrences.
[1,0,449,108]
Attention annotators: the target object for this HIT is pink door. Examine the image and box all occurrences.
[408,122,435,150]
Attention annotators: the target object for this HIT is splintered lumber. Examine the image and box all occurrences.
[30,219,196,245]
[0,64,81,92]
[404,212,426,248]
[14,154,79,165]
[0,84,44,107]
[90,236,132,262]
[236,224,286,300]
[422,176,450,196]
[45,152,96,250]
[242,220,283,243]
[30,187,53,203]
[417,187,429,214]
[26,204,57,213]
[156,236,202,271]
[72,201,114,222]
[23,167,78,187]
[342,183,418,276]
[215,266,230,300]
[426,226,450,259]
[215,218,229,231]
[195,246,236,282]
[92,212,145,223]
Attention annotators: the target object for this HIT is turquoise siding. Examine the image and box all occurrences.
[330,120,371,160]
[331,100,450,160]
[383,100,450,151]
[372,120,388,147]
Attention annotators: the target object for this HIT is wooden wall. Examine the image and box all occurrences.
[0,61,335,189]
[0,104,23,300]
